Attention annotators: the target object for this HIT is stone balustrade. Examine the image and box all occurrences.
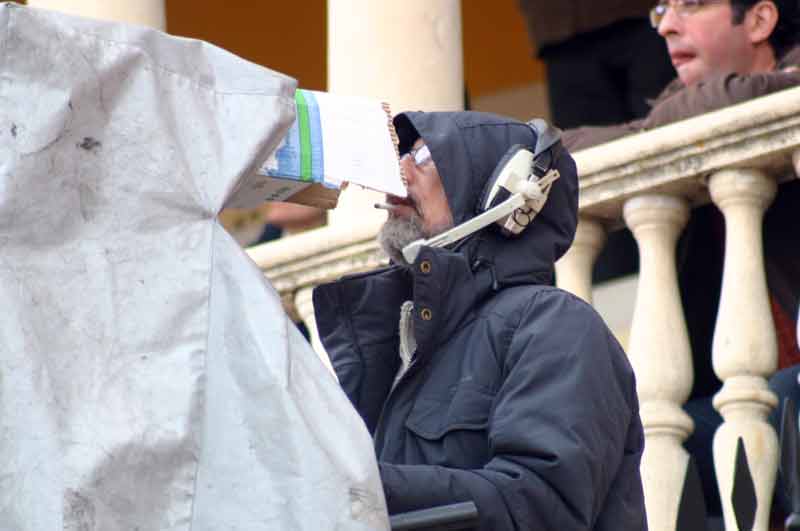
[248,85,800,531]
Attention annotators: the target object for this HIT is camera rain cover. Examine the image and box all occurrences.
[0,4,387,530]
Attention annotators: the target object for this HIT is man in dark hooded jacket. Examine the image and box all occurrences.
[313,111,647,530]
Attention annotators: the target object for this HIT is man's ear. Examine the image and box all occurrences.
[746,0,779,45]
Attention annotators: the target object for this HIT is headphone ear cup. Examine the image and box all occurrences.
[477,144,528,214]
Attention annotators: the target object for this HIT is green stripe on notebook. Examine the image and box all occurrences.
[295,90,313,182]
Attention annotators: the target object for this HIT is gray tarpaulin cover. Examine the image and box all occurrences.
[0,3,388,530]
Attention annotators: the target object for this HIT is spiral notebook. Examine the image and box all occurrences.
[227,89,407,210]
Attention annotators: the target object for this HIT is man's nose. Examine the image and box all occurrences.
[657,5,681,37]
[400,154,416,185]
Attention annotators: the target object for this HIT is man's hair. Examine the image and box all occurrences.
[731,0,800,58]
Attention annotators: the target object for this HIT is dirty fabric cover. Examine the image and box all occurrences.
[0,4,387,530]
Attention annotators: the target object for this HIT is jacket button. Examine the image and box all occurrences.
[420,308,433,321]
[420,260,432,274]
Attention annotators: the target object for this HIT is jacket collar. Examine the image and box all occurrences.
[327,239,496,360]
[405,243,494,355]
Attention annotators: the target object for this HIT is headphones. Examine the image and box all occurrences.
[401,119,563,264]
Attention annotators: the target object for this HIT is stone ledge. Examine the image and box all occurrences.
[576,86,800,221]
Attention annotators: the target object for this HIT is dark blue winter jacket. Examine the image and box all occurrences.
[313,111,647,531]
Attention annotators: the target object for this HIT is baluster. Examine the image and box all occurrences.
[624,194,694,531]
[555,216,606,304]
[709,169,778,531]
[295,286,335,376]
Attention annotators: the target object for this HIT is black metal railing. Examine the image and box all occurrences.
[389,501,479,531]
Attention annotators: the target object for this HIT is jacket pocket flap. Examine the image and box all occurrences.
[405,385,493,440]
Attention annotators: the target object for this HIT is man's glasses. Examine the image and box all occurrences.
[650,0,728,28]
[405,144,433,168]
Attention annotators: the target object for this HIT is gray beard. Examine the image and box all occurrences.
[378,214,426,267]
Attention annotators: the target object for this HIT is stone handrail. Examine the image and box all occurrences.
[248,85,800,531]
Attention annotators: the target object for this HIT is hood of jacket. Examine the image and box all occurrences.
[314,112,580,387]
[392,111,579,287]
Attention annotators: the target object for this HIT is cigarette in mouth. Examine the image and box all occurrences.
[374,202,399,211]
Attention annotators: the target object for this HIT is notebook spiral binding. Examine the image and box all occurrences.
[383,101,407,189]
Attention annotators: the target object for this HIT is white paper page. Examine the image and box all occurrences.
[312,91,407,198]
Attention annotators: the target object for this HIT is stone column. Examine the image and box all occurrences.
[327,0,464,228]
[27,0,166,29]
[709,169,778,531]
[623,194,693,531]
[555,216,606,304]
[295,286,334,376]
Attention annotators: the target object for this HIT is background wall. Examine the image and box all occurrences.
[166,1,329,91]
[462,1,549,120]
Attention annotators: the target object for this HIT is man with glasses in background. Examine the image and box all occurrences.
[516,1,674,130]
[563,0,800,527]
[564,0,800,149]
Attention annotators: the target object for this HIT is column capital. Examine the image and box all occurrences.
[623,194,690,232]
[640,400,694,440]
[713,375,778,417]
[709,168,777,209]
[572,216,607,248]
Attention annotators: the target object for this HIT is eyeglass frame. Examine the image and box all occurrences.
[649,0,729,28]
[404,144,433,168]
